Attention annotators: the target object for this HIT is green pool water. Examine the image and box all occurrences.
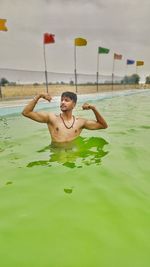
[0,91,150,267]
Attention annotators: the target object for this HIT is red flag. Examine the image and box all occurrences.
[43,33,55,44]
[114,53,122,60]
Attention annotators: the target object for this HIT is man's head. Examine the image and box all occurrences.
[60,91,77,112]
[61,91,77,104]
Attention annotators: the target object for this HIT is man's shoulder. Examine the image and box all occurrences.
[75,116,86,126]
[76,116,86,121]
[47,112,57,117]
[47,112,60,122]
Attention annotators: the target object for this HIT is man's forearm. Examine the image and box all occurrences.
[22,94,41,116]
[92,106,108,128]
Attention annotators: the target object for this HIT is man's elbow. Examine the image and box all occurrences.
[22,110,29,117]
[103,123,108,129]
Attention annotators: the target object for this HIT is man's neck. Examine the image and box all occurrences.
[61,111,73,120]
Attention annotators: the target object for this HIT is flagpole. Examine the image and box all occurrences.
[125,63,128,77]
[43,43,49,93]
[74,44,78,93]
[124,63,128,88]
[136,64,138,74]
[112,57,115,90]
[0,84,2,99]
[96,52,99,92]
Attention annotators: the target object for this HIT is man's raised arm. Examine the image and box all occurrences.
[22,93,52,123]
[82,103,108,130]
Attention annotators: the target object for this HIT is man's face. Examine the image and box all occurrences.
[60,96,76,112]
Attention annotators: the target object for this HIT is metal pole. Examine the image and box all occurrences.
[96,52,99,92]
[136,65,138,74]
[74,45,78,93]
[112,57,115,90]
[43,44,49,93]
[0,84,2,99]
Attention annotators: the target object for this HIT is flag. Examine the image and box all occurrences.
[43,33,55,44]
[136,60,144,66]
[114,53,122,60]
[74,37,87,46]
[127,59,135,65]
[0,19,8,31]
[98,47,110,54]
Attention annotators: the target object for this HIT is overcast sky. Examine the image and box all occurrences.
[1,0,150,81]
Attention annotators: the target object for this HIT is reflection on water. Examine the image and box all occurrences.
[27,136,109,168]
[64,187,73,194]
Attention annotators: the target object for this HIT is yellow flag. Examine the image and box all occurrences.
[136,60,144,66]
[0,19,8,31]
[74,37,87,46]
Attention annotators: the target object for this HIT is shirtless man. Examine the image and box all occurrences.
[22,91,108,144]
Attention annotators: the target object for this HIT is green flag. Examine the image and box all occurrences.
[98,47,110,54]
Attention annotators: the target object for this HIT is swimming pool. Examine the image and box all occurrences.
[0,89,150,267]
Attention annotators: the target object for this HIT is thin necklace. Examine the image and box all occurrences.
[60,114,75,129]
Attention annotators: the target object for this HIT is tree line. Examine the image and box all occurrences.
[1,74,150,86]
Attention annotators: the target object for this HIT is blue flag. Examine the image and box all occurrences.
[127,59,135,65]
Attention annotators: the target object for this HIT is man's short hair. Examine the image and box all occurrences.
[61,91,77,104]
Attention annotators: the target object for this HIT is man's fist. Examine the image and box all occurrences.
[41,93,52,102]
[82,103,94,110]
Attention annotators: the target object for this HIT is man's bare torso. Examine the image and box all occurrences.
[47,113,85,143]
